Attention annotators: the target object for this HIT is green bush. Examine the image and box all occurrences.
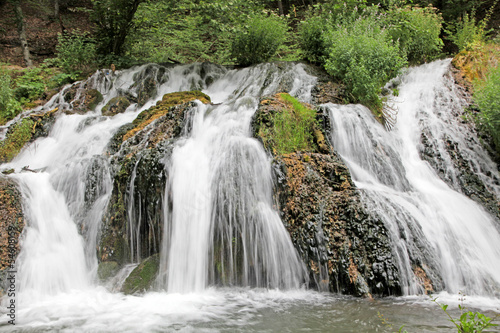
[56,29,97,75]
[298,13,328,64]
[445,2,496,51]
[14,67,46,103]
[474,64,500,151]
[0,74,22,124]
[323,17,407,111]
[231,13,288,66]
[384,6,444,63]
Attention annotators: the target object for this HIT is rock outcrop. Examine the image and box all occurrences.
[98,91,211,275]
[253,94,401,297]
[0,177,24,296]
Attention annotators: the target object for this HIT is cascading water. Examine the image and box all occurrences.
[1,60,499,332]
[327,60,500,296]
[158,64,314,292]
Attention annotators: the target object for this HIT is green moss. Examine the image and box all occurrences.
[86,89,103,111]
[123,91,210,141]
[0,118,35,163]
[97,261,119,281]
[260,93,319,155]
[102,96,131,116]
[121,254,160,295]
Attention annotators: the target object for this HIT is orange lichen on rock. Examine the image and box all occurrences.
[0,178,24,296]
[122,91,210,142]
[414,266,433,294]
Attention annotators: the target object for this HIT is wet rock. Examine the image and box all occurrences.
[253,95,402,297]
[0,177,24,296]
[0,108,58,163]
[97,261,119,281]
[99,91,210,269]
[102,96,131,116]
[121,254,159,294]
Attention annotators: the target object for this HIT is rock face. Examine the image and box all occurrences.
[98,91,211,273]
[0,108,58,163]
[0,177,24,296]
[253,94,401,297]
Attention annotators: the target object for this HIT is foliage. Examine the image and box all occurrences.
[128,0,267,64]
[474,64,500,152]
[432,297,499,332]
[445,1,497,51]
[14,67,46,104]
[270,93,317,155]
[323,17,407,111]
[55,29,97,76]
[0,74,22,125]
[0,118,34,163]
[298,12,328,64]
[91,0,144,56]
[231,13,289,66]
[384,6,444,63]
[377,311,408,333]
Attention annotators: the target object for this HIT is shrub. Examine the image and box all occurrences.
[231,13,288,66]
[323,17,407,111]
[298,13,328,64]
[384,6,444,63]
[14,67,46,103]
[56,29,97,75]
[474,64,500,151]
[0,74,22,125]
[445,2,497,51]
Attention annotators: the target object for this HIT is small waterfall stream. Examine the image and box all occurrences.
[327,60,500,296]
[158,63,313,292]
[1,60,499,332]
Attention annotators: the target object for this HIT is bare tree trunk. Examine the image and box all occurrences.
[54,0,59,18]
[278,0,284,16]
[12,0,33,67]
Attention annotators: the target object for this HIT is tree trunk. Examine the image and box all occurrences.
[54,0,59,18]
[278,0,284,16]
[12,0,33,67]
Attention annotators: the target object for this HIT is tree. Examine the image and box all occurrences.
[10,0,33,67]
[91,0,145,56]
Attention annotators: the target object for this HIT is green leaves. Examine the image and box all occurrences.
[323,17,406,112]
[474,64,500,152]
[0,74,22,125]
[433,296,499,333]
[55,29,97,76]
[230,13,288,66]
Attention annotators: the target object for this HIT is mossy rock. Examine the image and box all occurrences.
[0,177,24,296]
[102,96,131,116]
[121,254,159,295]
[122,91,210,142]
[0,118,35,163]
[0,108,59,163]
[85,89,103,111]
[97,261,119,281]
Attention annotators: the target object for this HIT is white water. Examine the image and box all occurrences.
[1,60,500,332]
[327,60,500,297]
[0,62,319,330]
[158,64,314,292]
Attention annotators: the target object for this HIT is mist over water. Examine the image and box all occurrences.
[1,60,499,332]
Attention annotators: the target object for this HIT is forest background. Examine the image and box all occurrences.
[0,0,499,155]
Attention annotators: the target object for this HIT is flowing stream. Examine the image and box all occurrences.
[0,60,499,332]
[327,60,500,297]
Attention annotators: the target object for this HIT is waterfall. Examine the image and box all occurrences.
[158,63,315,292]
[327,60,500,296]
[3,62,314,302]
